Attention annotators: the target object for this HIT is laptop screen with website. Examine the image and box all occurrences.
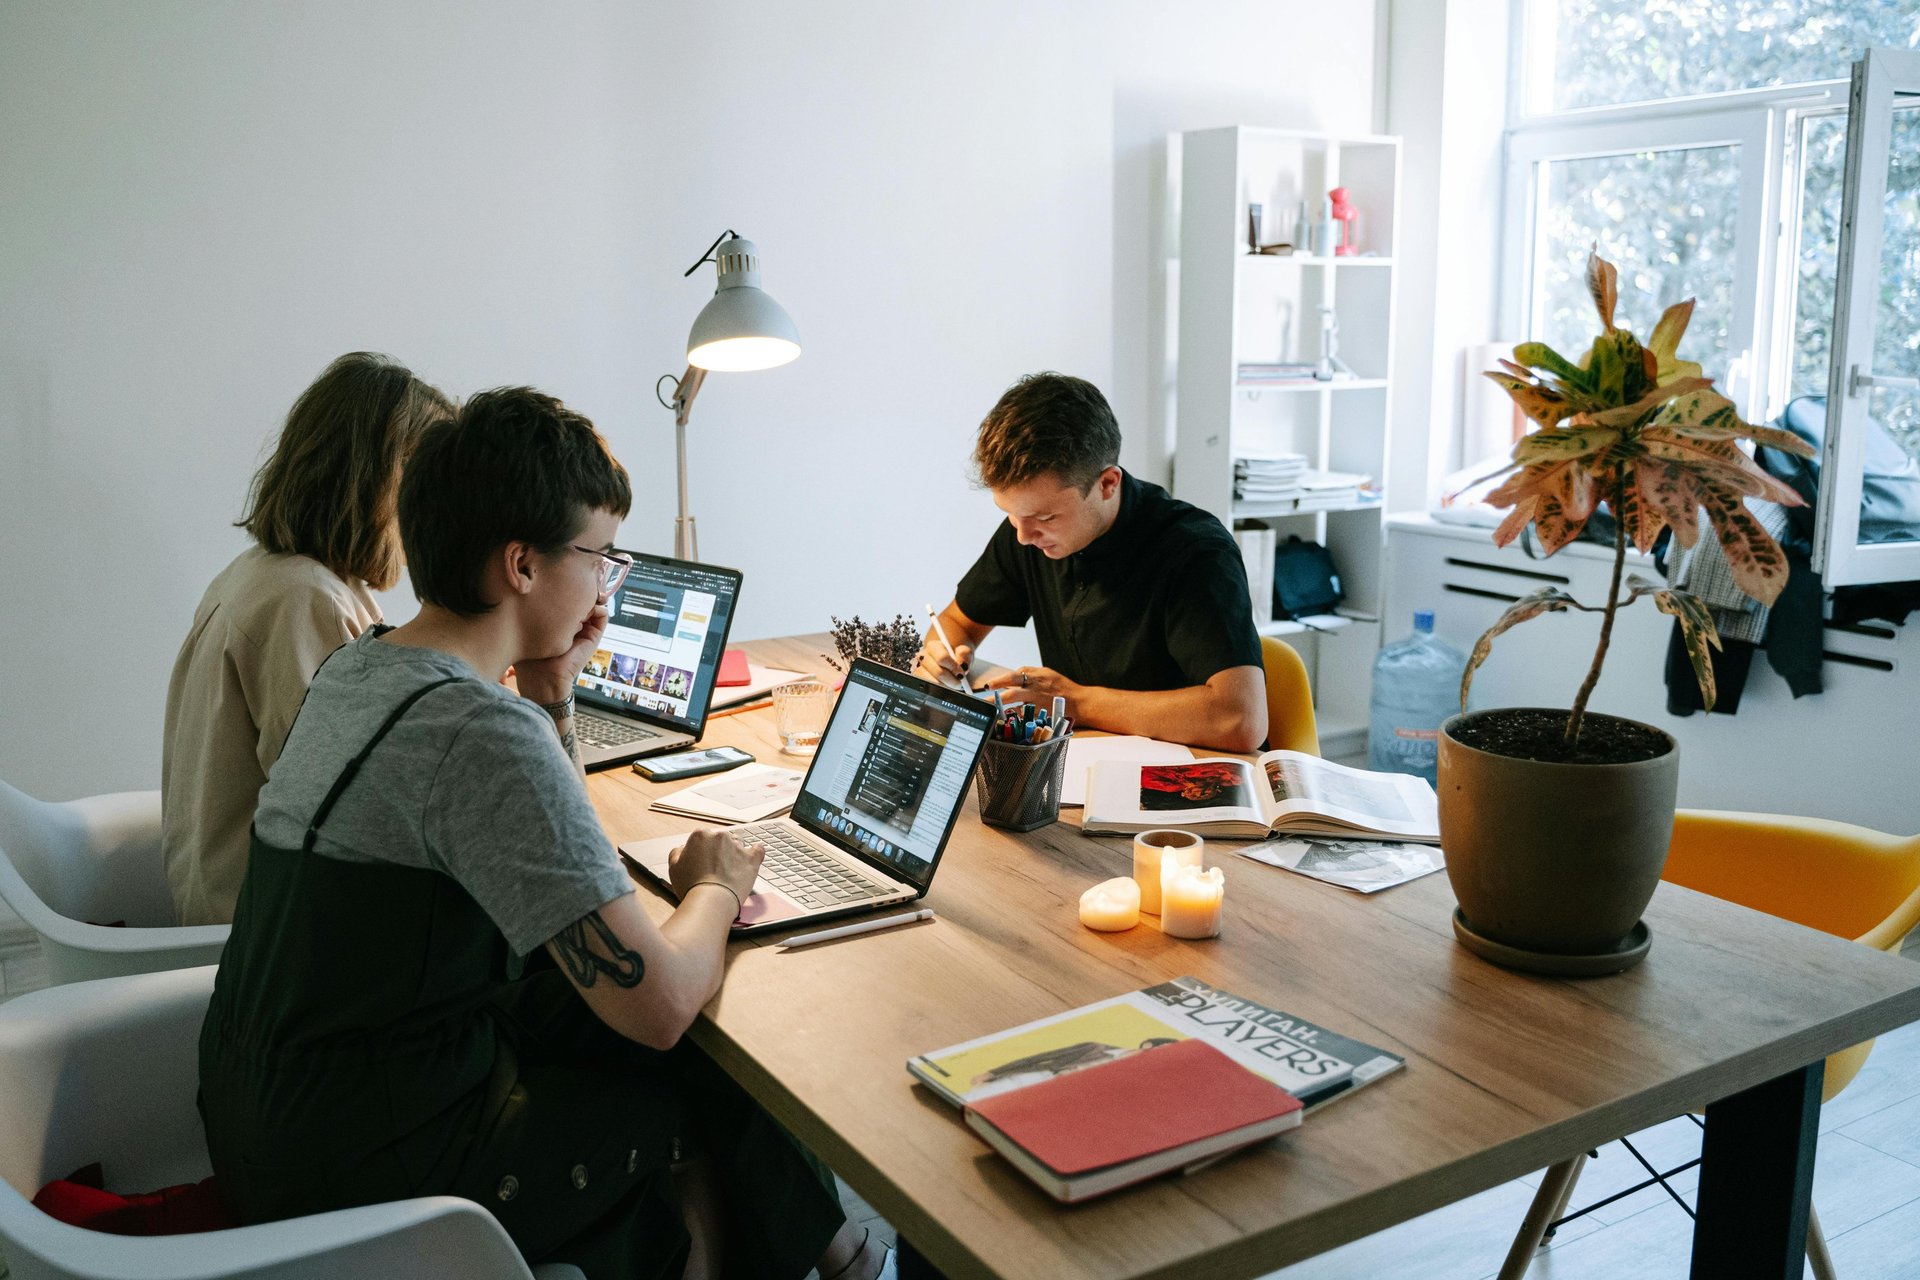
[792,660,993,893]
[574,553,742,734]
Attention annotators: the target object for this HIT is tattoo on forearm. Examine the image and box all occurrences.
[559,723,580,764]
[552,910,645,989]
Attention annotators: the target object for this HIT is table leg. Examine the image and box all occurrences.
[1690,1061,1823,1279]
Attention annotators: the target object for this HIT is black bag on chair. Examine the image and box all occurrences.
[1271,536,1343,620]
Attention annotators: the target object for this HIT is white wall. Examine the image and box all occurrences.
[0,1,1378,798]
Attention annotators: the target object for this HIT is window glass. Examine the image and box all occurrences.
[1531,145,1739,378]
[1790,106,1920,463]
[1535,1,1920,113]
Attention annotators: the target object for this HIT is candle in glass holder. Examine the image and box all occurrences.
[1078,876,1142,931]
[1133,830,1203,914]
[1161,864,1226,939]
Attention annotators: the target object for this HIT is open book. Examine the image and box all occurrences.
[1081,751,1438,842]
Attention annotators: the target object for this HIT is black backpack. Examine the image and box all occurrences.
[1272,536,1343,619]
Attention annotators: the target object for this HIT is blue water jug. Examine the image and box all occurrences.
[1367,610,1468,784]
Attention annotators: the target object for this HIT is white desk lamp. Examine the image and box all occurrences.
[656,230,800,560]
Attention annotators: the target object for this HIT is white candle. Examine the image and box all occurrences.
[1161,864,1226,939]
[1078,876,1141,931]
[1133,830,1203,914]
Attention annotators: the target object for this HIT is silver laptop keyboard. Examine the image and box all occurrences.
[736,822,894,909]
[576,711,662,748]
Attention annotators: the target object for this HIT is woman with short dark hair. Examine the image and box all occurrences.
[198,387,884,1280]
[162,352,453,925]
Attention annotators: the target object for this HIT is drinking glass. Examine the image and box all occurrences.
[772,679,833,756]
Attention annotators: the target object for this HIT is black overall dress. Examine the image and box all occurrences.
[197,676,845,1279]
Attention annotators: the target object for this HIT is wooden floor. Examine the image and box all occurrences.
[3,918,1917,1279]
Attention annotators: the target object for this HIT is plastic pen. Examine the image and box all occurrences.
[923,604,968,691]
[778,908,935,950]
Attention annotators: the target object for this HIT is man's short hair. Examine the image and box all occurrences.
[399,387,632,616]
[972,372,1122,492]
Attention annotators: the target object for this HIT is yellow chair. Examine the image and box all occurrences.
[1500,811,1920,1280]
[1259,636,1319,755]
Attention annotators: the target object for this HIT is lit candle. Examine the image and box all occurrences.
[1078,876,1142,931]
[1161,864,1226,939]
[1133,830,1202,914]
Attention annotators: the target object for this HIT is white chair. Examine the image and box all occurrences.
[0,966,583,1280]
[0,782,227,985]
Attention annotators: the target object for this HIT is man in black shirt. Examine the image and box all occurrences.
[917,373,1267,752]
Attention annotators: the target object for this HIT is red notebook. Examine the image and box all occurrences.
[962,1038,1302,1202]
[716,648,751,686]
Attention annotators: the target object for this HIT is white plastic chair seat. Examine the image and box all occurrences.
[0,783,227,986]
[0,966,581,1280]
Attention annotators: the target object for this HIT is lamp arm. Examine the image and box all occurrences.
[655,366,710,561]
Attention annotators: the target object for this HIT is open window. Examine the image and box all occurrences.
[1815,49,1920,586]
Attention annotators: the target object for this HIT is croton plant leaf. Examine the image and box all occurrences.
[1458,586,1581,712]
[1627,575,1722,711]
[1464,250,1816,745]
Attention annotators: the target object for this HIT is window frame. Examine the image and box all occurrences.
[1815,48,1920,587]
[1502,5,1920,588]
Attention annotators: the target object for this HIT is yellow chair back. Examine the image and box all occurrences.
[1260,636,1320,756]
[1666,810,1920,1101]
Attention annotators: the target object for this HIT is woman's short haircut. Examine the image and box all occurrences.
[972,372,1122,493]
[238,352,454,590]
[399,386,633,616]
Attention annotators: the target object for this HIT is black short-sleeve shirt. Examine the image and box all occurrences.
[955,471,1263,691]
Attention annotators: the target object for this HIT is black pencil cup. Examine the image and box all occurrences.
[974,734,1071,831]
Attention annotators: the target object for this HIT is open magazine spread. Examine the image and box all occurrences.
[1081,750,1439,841]
[1238,837,1446,893]
[909,974,1402,1112]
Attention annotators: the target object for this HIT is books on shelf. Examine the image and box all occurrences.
[1081,750,1439,842]
[1235,361,1320,382]
[963,1039,1302,1202]
[909,972,1403,1113]
[1233,451,1308,503]
[648,763,805,824]
[1235,522,1276,622]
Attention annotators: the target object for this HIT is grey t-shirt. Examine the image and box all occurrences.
[255,630,632,956]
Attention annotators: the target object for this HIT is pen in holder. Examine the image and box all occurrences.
[974,732,1072,831]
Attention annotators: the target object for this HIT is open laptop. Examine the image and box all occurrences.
[621,658,994,935]
[572,551,742,771]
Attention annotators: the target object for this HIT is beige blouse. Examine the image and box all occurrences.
[161,547,381,925]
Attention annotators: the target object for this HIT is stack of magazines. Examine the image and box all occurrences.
[1233,451,1308,502]
[1236,361,1320,383]
[1292,468,1373,511]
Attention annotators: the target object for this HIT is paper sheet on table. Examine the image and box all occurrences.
[1237,837,1445,893]
[711,665,809,709]
[1059,736,1194,807]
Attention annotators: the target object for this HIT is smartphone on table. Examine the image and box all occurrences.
[632,745,754,782]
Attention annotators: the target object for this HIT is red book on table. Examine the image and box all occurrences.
[962,1037,1303,1202]
[716,648,751,686]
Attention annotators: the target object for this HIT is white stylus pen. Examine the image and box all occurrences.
[779,908,934,950]
[923,603,969,690]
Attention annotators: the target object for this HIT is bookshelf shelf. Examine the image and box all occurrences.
[1173,125,1401,757]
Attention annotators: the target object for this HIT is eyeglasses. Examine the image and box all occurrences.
[571,545,634,596]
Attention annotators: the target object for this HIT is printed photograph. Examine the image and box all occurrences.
[1139,761,1254,811]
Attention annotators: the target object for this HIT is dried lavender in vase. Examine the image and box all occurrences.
[823,614,924,673]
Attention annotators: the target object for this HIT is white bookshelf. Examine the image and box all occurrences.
[1171,126,1402,756]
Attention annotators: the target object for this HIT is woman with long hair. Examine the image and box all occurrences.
[161,352,453,925]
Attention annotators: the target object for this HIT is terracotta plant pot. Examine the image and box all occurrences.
[1438,708,1678,973]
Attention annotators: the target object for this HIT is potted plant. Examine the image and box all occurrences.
[1439,252,1815,974]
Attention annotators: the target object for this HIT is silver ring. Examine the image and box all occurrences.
[1019,670,1030,688]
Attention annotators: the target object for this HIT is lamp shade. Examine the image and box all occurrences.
[686,237,801,372]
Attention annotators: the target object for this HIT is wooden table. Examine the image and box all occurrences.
[586,636,1920,1280]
